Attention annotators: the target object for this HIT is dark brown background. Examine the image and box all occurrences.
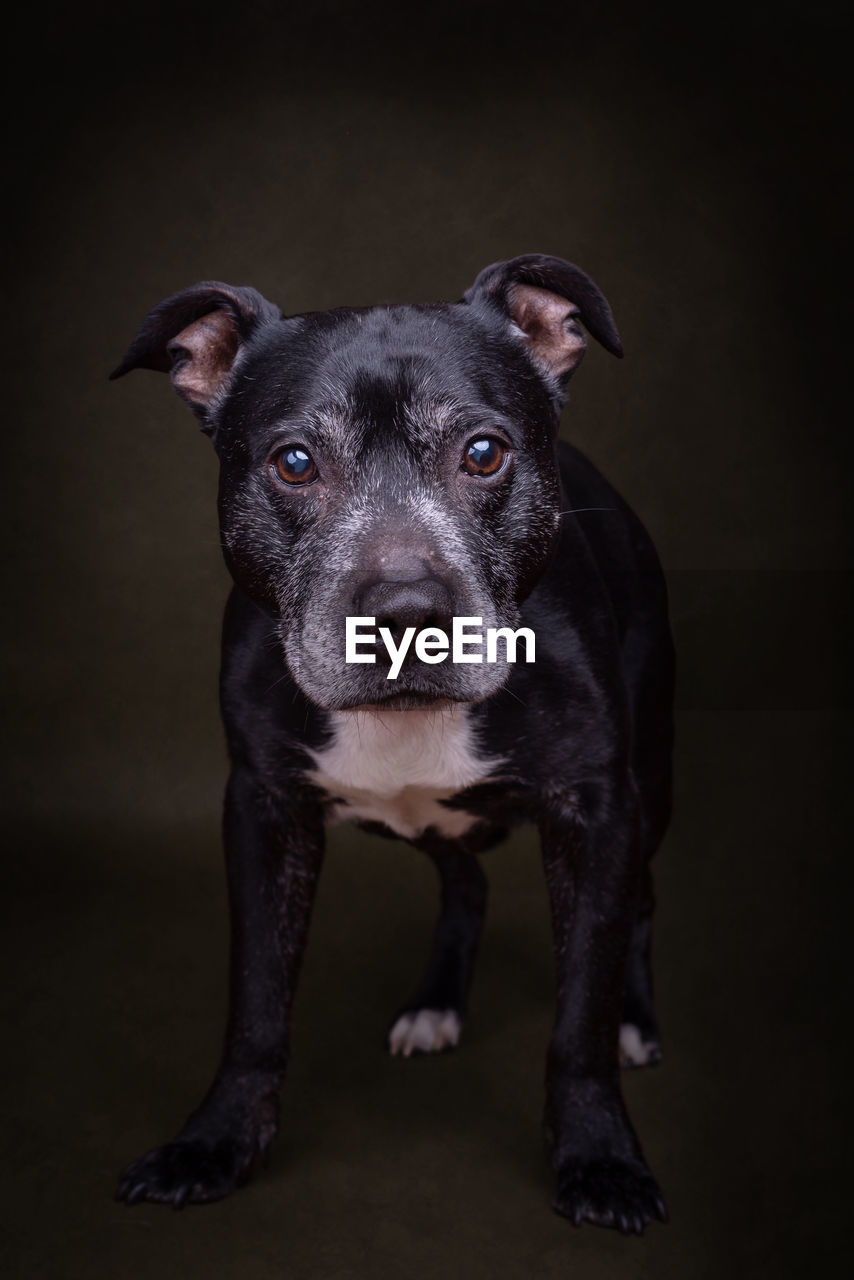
[3,2,851,1276]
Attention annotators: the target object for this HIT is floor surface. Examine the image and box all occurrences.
[2,709,847,1279]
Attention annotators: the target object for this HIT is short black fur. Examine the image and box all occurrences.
[112,255,674,1234]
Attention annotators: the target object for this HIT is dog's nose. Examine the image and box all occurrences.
[358,578,454,647]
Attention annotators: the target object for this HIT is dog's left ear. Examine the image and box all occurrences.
[463,253,622,402]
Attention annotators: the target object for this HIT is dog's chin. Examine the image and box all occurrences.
[347,689,455,713]
[327,677,510,712]
[290,659,511,713]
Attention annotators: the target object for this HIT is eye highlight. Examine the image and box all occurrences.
[463,437,507,478]
[272,445,318,486]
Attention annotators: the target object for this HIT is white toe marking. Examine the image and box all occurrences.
[388,1009,462,1057]
[619,1022,659,1066]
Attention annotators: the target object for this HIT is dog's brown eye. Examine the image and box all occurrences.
[273,446,318,486]
[463,437,506,477]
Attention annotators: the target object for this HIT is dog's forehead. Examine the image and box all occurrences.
[298,303,492,400]
[234,301,526,434]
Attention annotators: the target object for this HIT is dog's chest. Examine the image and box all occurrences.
[306,706,502,839]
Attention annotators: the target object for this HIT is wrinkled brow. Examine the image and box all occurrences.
[402,396,473,449]
[279,394,365,456]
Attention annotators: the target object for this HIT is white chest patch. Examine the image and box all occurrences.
[306,704,504,839]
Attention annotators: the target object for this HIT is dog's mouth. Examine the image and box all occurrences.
[345,689,456,713]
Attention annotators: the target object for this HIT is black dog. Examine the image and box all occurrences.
[111,254,674,1233]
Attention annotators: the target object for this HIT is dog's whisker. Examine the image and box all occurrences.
[558,507,617,517]
[263,671,291,697]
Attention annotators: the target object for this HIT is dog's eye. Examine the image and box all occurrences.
[272,446,318,486]
[463,437,506,477]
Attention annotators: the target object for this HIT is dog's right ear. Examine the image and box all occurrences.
[110,283,282,431]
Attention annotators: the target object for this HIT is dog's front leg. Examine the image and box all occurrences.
[117,768,324,1208]
[539,782,666,1234]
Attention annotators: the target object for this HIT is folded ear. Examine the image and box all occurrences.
[110,282,282,428]
[463,253,622,402]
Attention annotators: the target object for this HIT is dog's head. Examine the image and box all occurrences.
[112,255,622,710]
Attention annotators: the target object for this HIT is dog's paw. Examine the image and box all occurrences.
[115,1136,258,1208]
[388,1008,462,1056]
[553,1157,667,1234]
[618,1022,662,1068]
